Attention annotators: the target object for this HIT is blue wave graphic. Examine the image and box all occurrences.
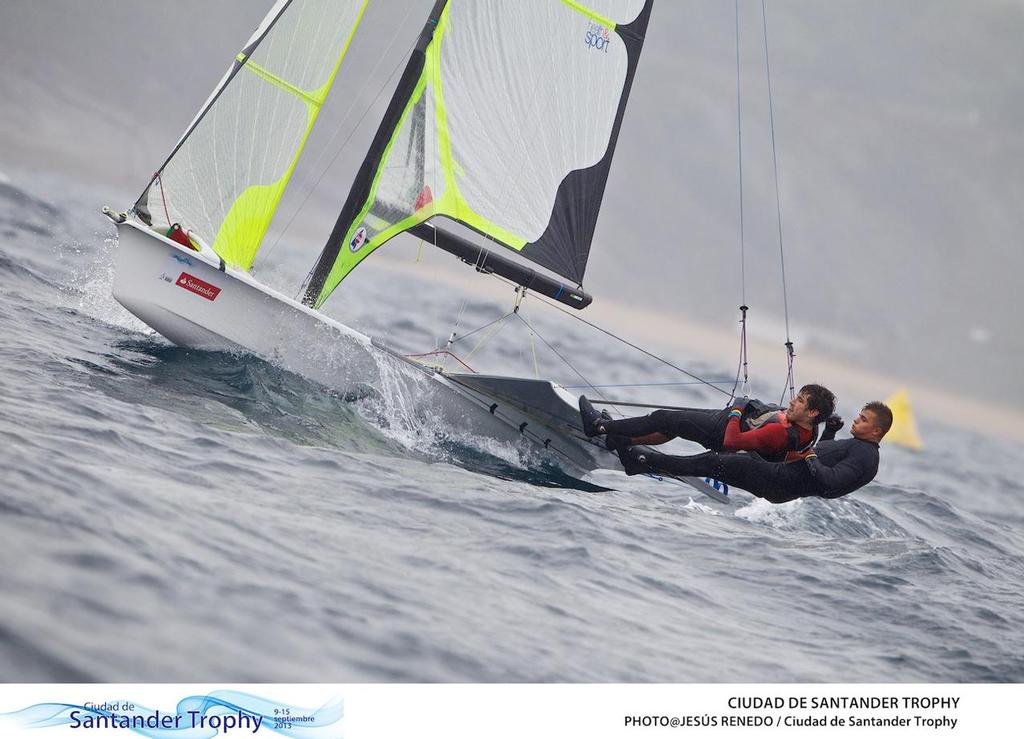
[3,691,343,738]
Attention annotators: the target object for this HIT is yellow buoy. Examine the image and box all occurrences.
[883,388,924,451]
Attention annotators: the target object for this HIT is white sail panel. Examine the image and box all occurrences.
[250,0,361,93]
[165,0,293,157]
[442,0,630,242]
[141,0,367,269]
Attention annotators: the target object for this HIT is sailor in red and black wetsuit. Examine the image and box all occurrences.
[579,384,836,463]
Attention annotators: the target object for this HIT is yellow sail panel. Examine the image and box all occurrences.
[212,165,296,269]
[213,62,325,268]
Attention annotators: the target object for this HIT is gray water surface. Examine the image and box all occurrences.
[1,173,1023,682]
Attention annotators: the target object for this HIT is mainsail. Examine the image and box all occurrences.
[304,0,655,308]
[135,0,368,270]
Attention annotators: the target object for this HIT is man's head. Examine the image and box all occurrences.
[850,401,893,443]
[786,384,836,427]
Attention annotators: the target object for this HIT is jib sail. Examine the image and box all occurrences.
[136,0,368,269]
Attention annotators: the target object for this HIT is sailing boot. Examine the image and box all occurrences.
[579,395,611,437]
[616,445,649,476]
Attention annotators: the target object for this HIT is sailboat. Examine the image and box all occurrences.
[105,0,730,502]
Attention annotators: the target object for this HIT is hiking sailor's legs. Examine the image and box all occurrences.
[620,449,818,504]
[601,408,731,450]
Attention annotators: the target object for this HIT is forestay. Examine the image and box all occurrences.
[306,0,654,308]
[135,0,368,269]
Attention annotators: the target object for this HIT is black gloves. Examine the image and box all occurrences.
[729,396,750,412]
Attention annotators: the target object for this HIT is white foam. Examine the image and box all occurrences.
[62,231,152,334]
[349,350,541,471]
[680,497,722,515]
[735,496,804,526]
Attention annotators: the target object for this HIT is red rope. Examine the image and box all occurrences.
[155,173,172,226]
[403,352,475,374]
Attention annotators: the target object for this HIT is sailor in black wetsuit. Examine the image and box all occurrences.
[614,402,893,503]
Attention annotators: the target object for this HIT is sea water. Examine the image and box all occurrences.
[1,171,1023,682]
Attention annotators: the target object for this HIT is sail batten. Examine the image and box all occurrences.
[137,0,369,270]
[306,0,655,309]
[239,56,325,107]
[560,0,648,26]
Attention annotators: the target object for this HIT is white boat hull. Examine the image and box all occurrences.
[112,219,611,473]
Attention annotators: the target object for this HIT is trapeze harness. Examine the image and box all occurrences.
[740,402,818,463]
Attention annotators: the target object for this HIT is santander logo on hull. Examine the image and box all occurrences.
[176,272,221,301]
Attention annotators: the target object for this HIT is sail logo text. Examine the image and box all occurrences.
[585,22,612,53]
[176,272,221,301]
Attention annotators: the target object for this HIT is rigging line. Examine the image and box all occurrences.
[463,315,510,362]
[405,349,475,373]
[779,341,796,406]
[431,223,443,348]
[295,264,317,302]
[529,324,540,379]
[561,381,736,389]
[445,294,470,353]
[155,174,172,226]
[512,312,624,417]
[487,272,731,397]
[448,311,515,344]
[729,339,744,401]
[735,0,747,309]
[731,0,752,404]
[569,399,708,411]
[445,238,495,354]
[761,0,796,400]
[454,292,468,333]
[728,305,751,402]
[738,305,751,397]
[426,36,442,346]
[268,2,420,268]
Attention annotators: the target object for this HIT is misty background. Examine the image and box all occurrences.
[2,0,1021,422]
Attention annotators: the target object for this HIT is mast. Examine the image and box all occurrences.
[304,0,449,306]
